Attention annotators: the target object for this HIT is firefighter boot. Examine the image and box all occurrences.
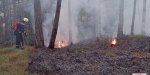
[20,42,24,50]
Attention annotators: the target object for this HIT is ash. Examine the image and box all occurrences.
[27,36,150,75]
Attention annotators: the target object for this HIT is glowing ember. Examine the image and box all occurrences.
[111,39,117,45]
[57,41,65,48]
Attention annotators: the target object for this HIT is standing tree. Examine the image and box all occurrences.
[3,0,9,46]
[117,0,124,37]
[18,0,25,19]
[131,0,137,35]
[141,0,147,35]
[68,0,72,45]
[13,0,17,45]
[8,0,13,36]
[48,0,62,49]
[0,17,3,47]
[13,0,17,21]
[34,0,44,48]
[7,0,14,46]
[0,17,2,38]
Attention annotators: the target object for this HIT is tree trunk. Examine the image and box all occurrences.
[68,0,73,45]
[48,0,62,49]
[141,0,147,35]
[8,0,14,46]
[3,0,9,46]
[8,0,12,35]
[13,0,17,21]
[34,0,44,48]
[13,0,18,45]
[17,0,20,19]
[0,18,2,37]
[20,0,25,19]
[131,0,136,35]
[0,17,4,47]
[0,17,2,46]
[118,0,124,37]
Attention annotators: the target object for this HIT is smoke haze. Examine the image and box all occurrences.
[25,0,150,47]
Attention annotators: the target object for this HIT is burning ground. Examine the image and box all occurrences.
[27,35,150,75]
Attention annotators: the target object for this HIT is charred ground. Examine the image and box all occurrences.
[27,35,150,75]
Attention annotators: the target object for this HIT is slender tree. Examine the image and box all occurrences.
[13,0,19,45]
[17,0,21,19]
[0,16,4,47]
[68,0,72,45]
[34,0,44,48]
[8,0,12,35]
[3,0,9,46]
[141,0,147,35]
[49,0,62,49]
[0,17,2,46]
[118,0,124,37]
[20,0,25,19]
[13,0,17,21]
[131,0,137,35]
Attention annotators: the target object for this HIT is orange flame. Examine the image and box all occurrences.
[57,41,65,48]
[111,39,117,45]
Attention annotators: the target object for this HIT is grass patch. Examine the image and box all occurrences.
[82,46,93,51]
[131,52,150,58]
[123,35,145,39]
[0,45,38,75]
[106,52,118,57]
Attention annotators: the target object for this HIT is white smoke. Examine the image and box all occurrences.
[25,0,150,47]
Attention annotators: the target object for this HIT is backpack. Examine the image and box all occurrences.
[13,20,20,35]
[13,20,20,31]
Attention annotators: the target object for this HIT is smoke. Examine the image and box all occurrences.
[25,0,35,33]
[25,0,150,47]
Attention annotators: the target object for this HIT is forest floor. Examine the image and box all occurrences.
[27,35,150,75]
[0,46,38,75]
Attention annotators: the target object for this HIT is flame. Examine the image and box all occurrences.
[111,39,117,45]
[57,41,65,48]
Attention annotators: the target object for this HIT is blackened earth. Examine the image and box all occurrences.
[27,35,150,75]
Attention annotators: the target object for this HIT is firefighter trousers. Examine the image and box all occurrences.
[16,32,24,48]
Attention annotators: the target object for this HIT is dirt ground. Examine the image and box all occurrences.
[27,35,150,75]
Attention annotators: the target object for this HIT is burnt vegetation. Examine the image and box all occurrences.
[27,35,150,75]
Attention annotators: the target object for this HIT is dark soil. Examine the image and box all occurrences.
[27,35,150,75]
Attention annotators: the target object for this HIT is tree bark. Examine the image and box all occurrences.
[141,0,147,35]
[13,0,17,21]
[3,0,9,46]
[17,0,21,19]
[131,0,136,35]
[8,0,12,35]
[0,18,2,37]
[48,0,62,49]
[0,17,2,46]
[118,0,124,37]
[20,0,25,19]
[34,0,44,48]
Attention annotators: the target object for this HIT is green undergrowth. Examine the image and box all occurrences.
[0,46,38,75]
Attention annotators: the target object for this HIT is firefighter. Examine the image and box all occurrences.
[15,18,29,49]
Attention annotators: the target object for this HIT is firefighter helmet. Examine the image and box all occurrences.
[23,18,29,22]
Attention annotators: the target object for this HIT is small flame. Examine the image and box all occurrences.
[111,39,117,45]
[57,41,65,48]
